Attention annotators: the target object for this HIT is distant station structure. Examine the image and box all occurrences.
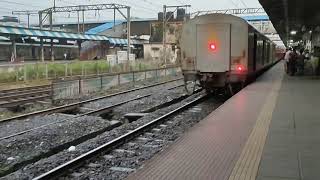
[0,6,285,63]
[0,3,145,62]
[259,0,319,51]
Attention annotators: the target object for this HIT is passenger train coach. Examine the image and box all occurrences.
[181,14,277,94]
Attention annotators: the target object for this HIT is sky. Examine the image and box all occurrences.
[0,0,263,25]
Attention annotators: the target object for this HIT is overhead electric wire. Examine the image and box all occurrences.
[0,7,15,11]
[0,0,42,8]
[229,0,240,8]
[174,0,184,5]
[238,0,248,8]
[58,0,80,6]
[118,0,159,13]
[133,0,162,8]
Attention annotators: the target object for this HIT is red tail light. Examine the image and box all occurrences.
[208,43,217,51]
[236,65,244,71]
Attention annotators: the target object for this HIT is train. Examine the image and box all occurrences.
[181,14,279,94]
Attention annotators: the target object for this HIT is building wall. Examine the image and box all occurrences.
[99,21,154,37]
[80,41,109,60]
[143,43,177,63]
[150,22,183,44]
[131,21,153,35]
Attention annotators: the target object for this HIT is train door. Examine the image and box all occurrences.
[253,33,257,71]
[262,40,265,66]
[196,23,231,72]
[248,31,256,72]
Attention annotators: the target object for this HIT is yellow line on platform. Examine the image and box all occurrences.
[228,73,284,180]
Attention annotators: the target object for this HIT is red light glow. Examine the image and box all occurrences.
[209,43,216,51]
[236,65,244,71]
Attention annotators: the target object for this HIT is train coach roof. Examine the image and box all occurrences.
[191,13,275,46]
[194,13,248,24]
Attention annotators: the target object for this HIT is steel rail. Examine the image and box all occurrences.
[0,85,50,94]
[0,82,186,140]
[0,95,51,108]
[0,94,152,141]
[32,93,207,180]
[0,81,185,140]
[0,78,182,123]
[0,89,51,102]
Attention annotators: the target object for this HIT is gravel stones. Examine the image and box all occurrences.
[0,113,119,177]
[2,92,217,179]
[67,97,222,180]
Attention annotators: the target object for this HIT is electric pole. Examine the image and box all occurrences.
[162,5,191,65]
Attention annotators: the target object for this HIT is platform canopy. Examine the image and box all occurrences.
[259,0,320,44]
[0,36,9,41]
[108,38,141,45]
[0,25,141,45]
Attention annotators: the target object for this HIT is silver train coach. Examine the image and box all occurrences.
[181,14,277,94]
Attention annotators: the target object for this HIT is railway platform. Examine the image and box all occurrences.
[127,61,320,180]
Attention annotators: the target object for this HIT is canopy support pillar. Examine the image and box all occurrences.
[78,40,82,60]
[39,12,44,62]
[49,11,55,61]
[10,36,17,62]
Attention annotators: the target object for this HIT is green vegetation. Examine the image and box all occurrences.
[0,60,163,83]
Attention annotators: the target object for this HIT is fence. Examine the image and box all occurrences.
[0,60,163,84]
[52,66,182,100]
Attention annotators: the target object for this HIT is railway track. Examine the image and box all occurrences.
[0,78,182,123]
[0,85,51,108]
[0,79,185,140]
[33,93,208,180]
[0,79,194,178]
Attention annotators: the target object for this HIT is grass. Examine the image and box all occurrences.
[0,60,168,83]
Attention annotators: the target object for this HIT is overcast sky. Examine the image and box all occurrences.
[0,0,263,25]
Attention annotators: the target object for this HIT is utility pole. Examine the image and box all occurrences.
[163,5,166,65]
[39,12,44,62]
[82,10,85,34]
[36,3,130,61]
[49,10,55,61]
[127,7,131,61]
[77,11,80,33]
[162,5,191,65]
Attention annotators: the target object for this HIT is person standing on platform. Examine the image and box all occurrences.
[289,48,298,76]
[297,49,306,75]
[284,48,292,74]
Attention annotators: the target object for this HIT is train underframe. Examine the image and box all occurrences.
[183,71,252,96]
[200,72,249,95]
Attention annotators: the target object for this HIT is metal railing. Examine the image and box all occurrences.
[52,66,182,100]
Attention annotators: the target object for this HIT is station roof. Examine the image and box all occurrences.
[0,25,109,41]
[42,18,158,26]
[0,36,9,41]
[241,15,269,21]
[0,25,142,45]
[259,0,320,44]
[86,20,124,35]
